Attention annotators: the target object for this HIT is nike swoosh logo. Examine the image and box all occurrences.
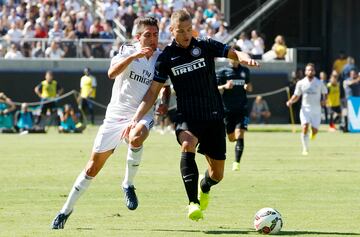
[182,174,193,179]
[171,56,181,60]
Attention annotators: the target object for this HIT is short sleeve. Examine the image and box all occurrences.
[294,81,302,96]
[110,44,135,67]
[154,52,170,84]
[206,38,231,58]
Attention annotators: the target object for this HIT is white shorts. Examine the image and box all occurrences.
[300,108,321,129]
[92,113,154,153]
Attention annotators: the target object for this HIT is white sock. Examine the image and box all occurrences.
[122,146,143,188]
[301,133,309,151]
[60,171,93,215]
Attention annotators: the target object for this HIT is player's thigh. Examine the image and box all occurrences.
[129,114,154,146]
[92,117,129,153]
[197,120,226,161]
[300,108,311,126]
[175,120,199,150]
[310,112,321,129]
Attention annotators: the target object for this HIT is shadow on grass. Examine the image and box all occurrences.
[151,228,360,236]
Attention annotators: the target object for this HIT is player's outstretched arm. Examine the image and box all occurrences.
[286,95,300,107]
[108,47,154,79]
[121,80,164,139]
[227,48,259,67]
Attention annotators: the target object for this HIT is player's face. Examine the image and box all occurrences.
[170,19,193,48]
[305,65,315,78]
[137,25,159,51]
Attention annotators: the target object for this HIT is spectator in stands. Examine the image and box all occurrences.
[34,71,63,126]
[326,71,341,131]
[74,19,91,57]
[5,22,23,44]
[89,26,105,58]
[78,67,97,125]
[158,20,171,43]
[236,32,253,55]
[7,8,21,25]
[332,51,347,74]
[250,30,264,60]
[214,23,228,42]
[45,41,65,59]
[118,0,128,18]
[120,5,137,39]
[271,35,287,60]
[34,23,48,38]
[22,21,35,39]
[48,20,64,42]
[32,41,45,58]
[0,18,8,36]
[65,0,81,12]
[58,104,84,133]
[89,17,104,35]
[103,0,118,27]
[206,12,222,31]
[4,43,23,59]
[203,1,217,19]
[100,22,115,56]
[109,40,122,58]
[147,5,162,21]
[63,31,77,58]
[250,96,271,124]
[0,92,16,133]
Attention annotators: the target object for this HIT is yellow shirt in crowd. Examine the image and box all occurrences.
[327,82,340,107]
[80,75,97,98]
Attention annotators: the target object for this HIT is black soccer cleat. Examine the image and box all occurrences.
[51,210,72,229]
[122,185,138,210]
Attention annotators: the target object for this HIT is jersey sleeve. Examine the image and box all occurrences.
[110,44,135,67]
[154,51,170,84]
[206,38,231,58]
[294,81,302,96]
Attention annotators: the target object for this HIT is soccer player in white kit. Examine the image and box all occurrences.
[286,63,328,155]
[51,17,165,229]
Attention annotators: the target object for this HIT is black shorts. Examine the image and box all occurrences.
[175,118,226,160]
[224,109,249,134]
[40,100,57,115]
[329,106,341,114]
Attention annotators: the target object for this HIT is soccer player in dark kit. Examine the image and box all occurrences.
[216,45,253,171]
[123,9,259,221]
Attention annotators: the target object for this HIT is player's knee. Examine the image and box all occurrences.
[181,140,197,150]
[211,172,224,182]
[128,134,145,147]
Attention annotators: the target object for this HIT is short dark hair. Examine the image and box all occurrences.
[134,17,159,34]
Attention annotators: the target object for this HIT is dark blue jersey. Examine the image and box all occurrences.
[216,65,250,112]
[154,38,230,121]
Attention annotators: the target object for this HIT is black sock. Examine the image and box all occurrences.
[235,138,244,163]
[180,152,199,204]
[200,170,219,193]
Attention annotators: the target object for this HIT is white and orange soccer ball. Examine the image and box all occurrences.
[253,207,283,235]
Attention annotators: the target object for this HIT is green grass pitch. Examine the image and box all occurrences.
[0,126,359,236]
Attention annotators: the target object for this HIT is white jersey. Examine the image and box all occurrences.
[105,43,162,119]
[294,77,328,112]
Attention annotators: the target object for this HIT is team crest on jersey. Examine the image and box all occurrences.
[191,47,201,57]
[241,72,246,78]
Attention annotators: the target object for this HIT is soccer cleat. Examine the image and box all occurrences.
[302,149,309,156]
[187,202,203,221]
[232,162,240,171]
[123,185,138,210]
[309,130,316,140]
[198,175,209,211]
[51,210,73,229]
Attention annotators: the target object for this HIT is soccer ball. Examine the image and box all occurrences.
[253,207,283,235]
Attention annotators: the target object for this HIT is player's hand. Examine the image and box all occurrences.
[133,47,154,59]
[224,80,234,90]
[157,104,168,115]
[121,119,138,140]
[286,100,292,107]
[245,58,259,67]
